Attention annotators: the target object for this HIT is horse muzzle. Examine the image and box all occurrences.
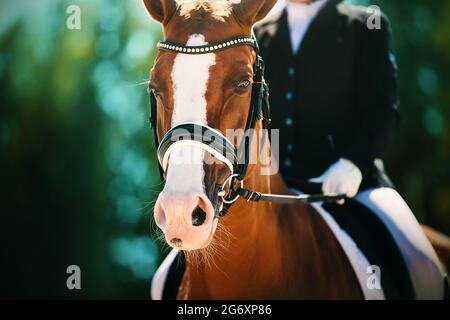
[154,190,218,250]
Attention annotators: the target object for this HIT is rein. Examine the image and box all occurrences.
[148,35,346,218]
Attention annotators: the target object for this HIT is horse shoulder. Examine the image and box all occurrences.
[275,203,364,299]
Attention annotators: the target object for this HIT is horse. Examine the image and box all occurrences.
[141,0,449,299]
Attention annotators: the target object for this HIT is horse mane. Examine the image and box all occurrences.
[176,0,242,21]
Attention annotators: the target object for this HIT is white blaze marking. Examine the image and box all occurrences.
[165,34,216,194]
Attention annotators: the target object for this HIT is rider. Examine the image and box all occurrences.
[255,0,398,197]
[255,0,447,299]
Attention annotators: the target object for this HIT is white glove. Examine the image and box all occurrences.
[309,158,363,202]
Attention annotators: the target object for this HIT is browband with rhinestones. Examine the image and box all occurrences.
[157,36,257,54]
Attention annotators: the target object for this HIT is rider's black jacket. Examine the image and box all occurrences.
[255,0,399,191]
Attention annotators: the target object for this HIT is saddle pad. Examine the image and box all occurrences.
[151,249,184,300]
[308,201,386,299]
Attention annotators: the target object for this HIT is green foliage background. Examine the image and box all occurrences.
[0,0,448,298]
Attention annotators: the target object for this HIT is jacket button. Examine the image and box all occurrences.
[285,117,293,127]
[285,91,293,101]
[288,67,295,77]
[287,144,293,152]
[284,158,293,168]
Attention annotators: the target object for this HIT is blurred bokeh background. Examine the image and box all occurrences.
[0,0,448,299]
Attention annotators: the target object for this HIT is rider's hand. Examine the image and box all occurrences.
[309,158,363,204]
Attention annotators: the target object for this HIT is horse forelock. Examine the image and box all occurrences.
[176,0,242,21]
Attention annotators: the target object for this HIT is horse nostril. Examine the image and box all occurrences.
[192,206,207,227]
[170,238,183,247]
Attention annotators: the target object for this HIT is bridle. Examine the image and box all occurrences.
[148,35,345,218]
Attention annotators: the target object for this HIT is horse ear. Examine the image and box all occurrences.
[141,0,177,24]
[233,0,277,26]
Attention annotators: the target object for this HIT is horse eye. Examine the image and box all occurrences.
[237,79,251,89]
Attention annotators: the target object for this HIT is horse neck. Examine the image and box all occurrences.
[224,130,292,237]
[183,136,296,297]
[182,134,363,299]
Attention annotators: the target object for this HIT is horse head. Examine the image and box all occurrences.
[143,0,277,251]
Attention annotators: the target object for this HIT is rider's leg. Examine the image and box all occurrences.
[354,187,446,299]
